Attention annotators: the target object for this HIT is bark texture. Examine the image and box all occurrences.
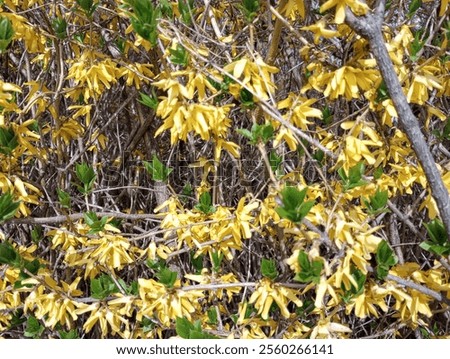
[345,0,450,239]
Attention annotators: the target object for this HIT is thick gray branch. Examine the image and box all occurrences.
[345,4,450,240]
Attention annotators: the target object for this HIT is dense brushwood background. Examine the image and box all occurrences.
[0,0,449,339]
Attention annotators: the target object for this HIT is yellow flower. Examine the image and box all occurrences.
[320,0,369,24]
[249,278,302,319]
[278,93,322,130]
[302,20,340,44]
[406,70,443,105]
[238,302,278,338]
[280,0,305,20]
[310,315,352,338]
[138,278,204,326]
[223,56,279,101]
[75,302,131,338]
[24,279,83,329]
[185,269,241,301]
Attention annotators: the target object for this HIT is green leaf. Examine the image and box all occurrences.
[76,0,98,17]
[180,182,193,201]
[146,258,167,271]
[141,317,155,333]
[269,151,282,177]
[239,88,255,109]
[24,259,41,275]
[75,162,96,194]
[138,90,158,110]
[31,226,43,244]
[236,128,253,140]
[176,317,194,338]
[349,162,365,183]
[363,188,389,215]
[124,0,160,46]
[0,241,21,266]
[207,77,222,91]
[52,17,67,40]
[275,187,315,223]
[207,307,218,324]
[27,120,39,133]
[190,252,204,272]
[376,80,390,102]
[57,189,71,209]
[143,155,172,182]
[74,32,85,43]
[443,119,450,140]
[10,310,26,328]
[59,329,79,339]
[261,123,274,143]
[126,280,139,296]
[313,149,324,163]
[115,37,126,54]
[194,192,216,214]
[281,187,306,210]
[192,319,202,332]
[169,44,189,67]
[211,251,223,273]
[433,118,450,141]
[341,268,366,303]
[83,211,108,234]
[159,0,173,18]
[407,0,422,18]
[321,105,332,125]
[261,258,278,280]
[176,317,217,339]
[420,241,450,256]
[375,240,397,280]
[0,16,14,53]
[296,299,315,317]
[376,240,397,266]
[157,268,178,288]
[295,251,322,284]
[238,0,260,22]
[178,0,195,25]
[339,162,368,191]
[373,167,384,180]
[0,192,20,223]
[24,316,44,339]
[296,139,309,157]
[425,219,448,245]
[14,259,41,289]
[0,126,19,155]
[410,31,425,61]
[420,219,450,256]
[90,274,119,299]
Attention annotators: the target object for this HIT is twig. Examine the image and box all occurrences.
[9,212,162,225]
[386,272,450,304]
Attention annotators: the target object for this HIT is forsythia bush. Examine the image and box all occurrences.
[0,0,450,339]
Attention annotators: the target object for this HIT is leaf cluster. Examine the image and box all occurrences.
[338,162,368,191]
[295,251,323,284]
[176,317,217,339]
[375,240,397,280]
[421,219,450,256]
[275,187,315,223]
[237,122,274,145]
[143,155,172,182]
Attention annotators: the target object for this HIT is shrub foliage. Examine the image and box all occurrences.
[0,0,450,339]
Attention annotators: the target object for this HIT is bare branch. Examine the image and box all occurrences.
[345,5,450,240]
